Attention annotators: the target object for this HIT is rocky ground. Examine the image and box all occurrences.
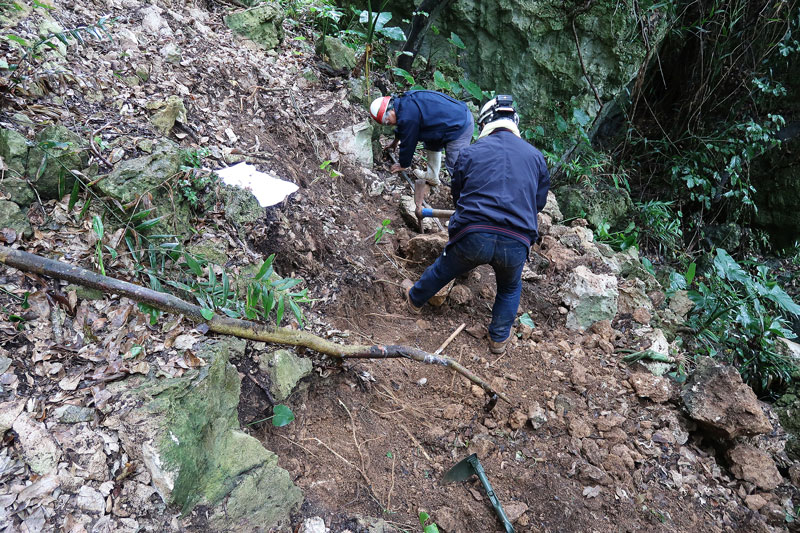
[1,1,800,533]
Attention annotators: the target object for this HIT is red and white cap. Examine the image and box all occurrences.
[369,96,392,124]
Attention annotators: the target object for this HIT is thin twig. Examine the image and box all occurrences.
[434,323,465,355]
[275,434,319,458]
[387,452,396,512]
[399,423,431,461]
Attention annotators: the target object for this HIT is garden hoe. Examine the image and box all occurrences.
[442,453,515,533]
[387,153,452,233]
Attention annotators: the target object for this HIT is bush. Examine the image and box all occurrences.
[678,249,800,394]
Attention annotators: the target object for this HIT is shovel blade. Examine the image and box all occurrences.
[442,453,478,484]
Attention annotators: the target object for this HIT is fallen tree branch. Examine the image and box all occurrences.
[0,245,509,403]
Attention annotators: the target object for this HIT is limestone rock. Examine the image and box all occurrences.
[401,233,447,264]
[429,280,454,307]
[0,399,25,432]
[315,36,356,71]
[448,284,472,306]
[76,485,105,514]
[629,372,673,403]
[258,349,313,402]
[617,279,652,316]
[528,402,547,429]
[97,140,190,233]
[541,190,563,223]
[13,413,62,474]
[557,185,633,231]
[299,517,327,533]
[399,195,436,232]
[0,177,36,207]
[26,125,88,200]
[225,3,284,50]
[140,5,173,37]
[561,265,618,330]
[0,127,29,175]
[51,404,96,424]
[0,199,32,238]
[150,95,187,135]
[330,121,373,167]
[104,338,302,530]
[682,357,772,439]
[727,444,782,490]
[668,290,694,319]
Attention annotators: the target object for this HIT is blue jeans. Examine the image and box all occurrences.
[408,232,528,342]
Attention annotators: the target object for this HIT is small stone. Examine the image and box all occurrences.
[727,444,782,490]
[299,517,327,533]
[471,385,484,398]
[504,501,528,522]
[442,404,461,420]
[51,404,96,424]
[558,306,568,315]
[448,284,472,305]
[527,402,547,430]
[434,507,457,533]
[479,284,496,299]
[745,494,767,511]
[508,409,527,430]
[567,415,592,438]
[632,307,651,325]
[417,378,428,386]
[77,486,105,513]
[629,372,673,403]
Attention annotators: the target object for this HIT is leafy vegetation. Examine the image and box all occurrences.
[675,249,800,395]
[179,148,218,210]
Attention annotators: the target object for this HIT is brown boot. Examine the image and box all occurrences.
[488,336,510,355]
[401,279,421,314]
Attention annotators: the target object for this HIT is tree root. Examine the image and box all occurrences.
[0,245,510,403]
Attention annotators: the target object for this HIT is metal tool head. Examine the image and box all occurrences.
[442,453,478,484]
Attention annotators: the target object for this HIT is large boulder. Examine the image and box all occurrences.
[682,357,772,440]
[26,125,88,201]
[96,140,191,233]
[330,121,373,167]
[225,3,284,50]
[561,265,618,330]
[401,233,447,264]
[149,95,187,136]
[315,36,356,71]
[727,444,782,490]
[104,338,302,531]
[556,184,634,231]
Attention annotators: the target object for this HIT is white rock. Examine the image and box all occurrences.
[142,440,175,503]
[561,265,618,330]
[330,121,373,167]
[77,486,105,513]
[0,399,25,432]
[12,414,62,474]
[99,480,115,497]
[173,334,199,350]
[300,516,329,533]
[18,474,59,503]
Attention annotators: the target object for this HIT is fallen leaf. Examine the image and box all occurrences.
[59,373,83,391]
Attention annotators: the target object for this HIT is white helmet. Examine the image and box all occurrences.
[478,95,519,128]
[369,96,393,124]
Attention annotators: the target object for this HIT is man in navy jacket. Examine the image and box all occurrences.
[370,90,473,186]
[402,96,550,354]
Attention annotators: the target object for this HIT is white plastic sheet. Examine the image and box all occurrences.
[215,162,298,207]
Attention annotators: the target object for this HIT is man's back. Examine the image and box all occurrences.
[449,130,550,247]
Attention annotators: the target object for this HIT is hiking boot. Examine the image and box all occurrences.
[401,279,421,314]
[488,336,510,355]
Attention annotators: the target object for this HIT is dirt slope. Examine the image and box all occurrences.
[0,1,798,533]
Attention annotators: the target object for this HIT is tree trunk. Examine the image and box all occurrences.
[397,0,455,72]
[0,245,509,403]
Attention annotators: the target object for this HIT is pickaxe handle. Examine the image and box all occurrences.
[469,456,516,533]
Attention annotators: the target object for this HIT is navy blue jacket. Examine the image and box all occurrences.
[448,130,550,248]
[394,90,472,168]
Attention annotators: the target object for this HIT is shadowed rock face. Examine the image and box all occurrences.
[436,0,669,129]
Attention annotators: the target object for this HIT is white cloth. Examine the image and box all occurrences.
[215,162,298,207]
[478,119,521,139]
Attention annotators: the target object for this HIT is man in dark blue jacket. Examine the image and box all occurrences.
[401,96,550,354]
[370,90,473,186]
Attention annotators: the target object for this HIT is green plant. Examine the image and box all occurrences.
[2,16,114,93]
[179,148,218,210]
[319,159,341,178]
[596,220,638,251]
[680,249,800,394]
[247,404,295,427]
[636,200,683,258]
[374,218,394,244]
[418,511,440,533]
